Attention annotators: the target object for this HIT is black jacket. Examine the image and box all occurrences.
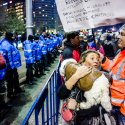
[57,84,105,118]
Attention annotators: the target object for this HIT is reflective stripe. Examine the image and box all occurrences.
[42,51,47,53]
[111,97,124,104]
[116,60,125,78]
[112,75,125,82]
[112,60,125,81]
[109,71,125,82]
[24,50,32,52]
[124,101,125,106]
[107,61,113,71]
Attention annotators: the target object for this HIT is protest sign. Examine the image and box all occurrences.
[55,0,125,32]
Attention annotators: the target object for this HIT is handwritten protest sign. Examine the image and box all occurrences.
[55,0,125,32]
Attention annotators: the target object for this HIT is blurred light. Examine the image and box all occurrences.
[3,3,8,6]
[97,29,102,32]
[112,27,116,31]
[9,1,12,4]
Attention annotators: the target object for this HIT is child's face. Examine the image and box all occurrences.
[83,53,100,68]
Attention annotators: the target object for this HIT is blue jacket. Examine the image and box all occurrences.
[0,38,21,69]
[34,41,42,61]
[47,38,55,52]
[39,36,48,55]
[41,39,48,55]
[23,40,35,64]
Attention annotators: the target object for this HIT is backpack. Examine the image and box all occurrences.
[0,53,6,70]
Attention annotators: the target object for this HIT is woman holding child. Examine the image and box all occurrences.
[58,50,116,125]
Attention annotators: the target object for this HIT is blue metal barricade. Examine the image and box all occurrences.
[22,62,62,125]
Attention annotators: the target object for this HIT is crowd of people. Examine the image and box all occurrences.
[0,24,125,124]
[58,25,125,125]
[0,31,63,119]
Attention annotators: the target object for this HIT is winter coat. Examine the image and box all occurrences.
[0,38,21,69]
[23,40,35,64]
[34,41,42,61]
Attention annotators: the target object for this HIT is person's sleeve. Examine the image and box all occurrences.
[102,56,106,63]
[57,84,71,99]
[101,57,112,72]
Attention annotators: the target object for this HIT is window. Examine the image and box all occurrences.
[39,12,41,14]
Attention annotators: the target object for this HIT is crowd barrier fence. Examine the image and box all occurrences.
[22,62,61,125]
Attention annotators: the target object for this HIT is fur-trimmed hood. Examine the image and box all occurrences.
[60,58,77,76]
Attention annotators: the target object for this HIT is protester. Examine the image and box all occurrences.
[58,33,67,62]
[58,33,67,52]
[62,31,80,62]
[102,34,116,59]
[58,50,114,125]
[95,38,105,55]
[79,34,89,53]
[101,24,125,125]
[88,36,96,50]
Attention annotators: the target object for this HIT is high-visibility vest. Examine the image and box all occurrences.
[101,49,125,116]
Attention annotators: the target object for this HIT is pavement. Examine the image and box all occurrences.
[0,50,60,125]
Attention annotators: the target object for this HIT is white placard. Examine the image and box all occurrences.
[55,0,125,32]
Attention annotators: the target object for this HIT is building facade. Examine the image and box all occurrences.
[0,0,7,32]
[7,0,25,22]
[33,0,57,33]
[0,0,63,33]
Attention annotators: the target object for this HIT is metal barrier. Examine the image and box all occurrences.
[22,62,61,125]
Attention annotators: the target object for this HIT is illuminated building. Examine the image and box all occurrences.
[32,0,57,32]
[0,0,7,29]
[1,0,62,33]
[7,0,25,22]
